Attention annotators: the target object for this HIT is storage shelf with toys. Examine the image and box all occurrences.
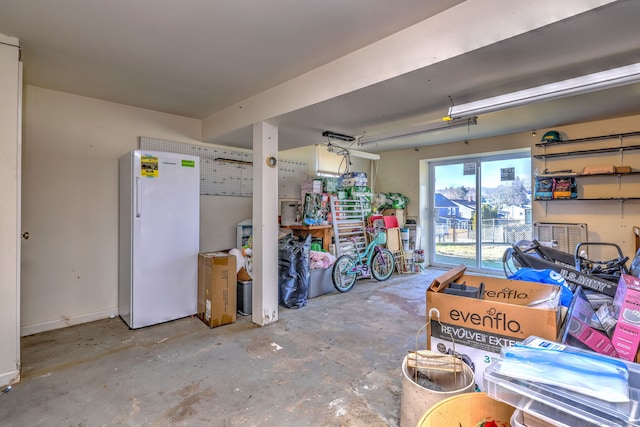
[533,130,640,203]
[534,171,640,201]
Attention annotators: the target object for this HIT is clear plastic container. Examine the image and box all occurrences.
[484,337,640,427]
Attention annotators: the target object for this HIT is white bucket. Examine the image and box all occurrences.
[400,228,410,250]
[400,354,475,427]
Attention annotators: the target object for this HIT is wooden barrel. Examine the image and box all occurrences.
[417,392,514,427]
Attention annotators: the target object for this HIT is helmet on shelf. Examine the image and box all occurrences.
[541,130,561,142]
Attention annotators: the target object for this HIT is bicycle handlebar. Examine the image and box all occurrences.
[365,227,387,232]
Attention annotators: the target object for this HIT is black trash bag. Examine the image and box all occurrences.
[278,233,311,309]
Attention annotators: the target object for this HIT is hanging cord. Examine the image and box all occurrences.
[370,155,379,190]
[338,152,351,174]
[327,140,352,175]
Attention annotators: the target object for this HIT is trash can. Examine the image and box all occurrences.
[400,354,475,427]
[237,280,252,316]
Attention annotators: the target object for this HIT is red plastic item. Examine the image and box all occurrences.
[383,215,399,228]
[369,214,383,226]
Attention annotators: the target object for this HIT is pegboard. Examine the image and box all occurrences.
[139,137,307,198]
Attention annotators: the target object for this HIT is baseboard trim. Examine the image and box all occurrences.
[0,368,20,388]
[21,308,118,337]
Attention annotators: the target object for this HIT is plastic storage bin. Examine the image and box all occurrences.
[511,409,556,427]
[484,339,640,427]
[308,268,334,298]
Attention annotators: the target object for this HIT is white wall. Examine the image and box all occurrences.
[375,115,640,261]
[20,86,253,336]
[0,35,21,387]
[200,196,252,251]
[18,87,374,337]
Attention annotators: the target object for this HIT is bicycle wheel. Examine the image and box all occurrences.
[502,247,523,277]
[371,248,395,281]
[332,255,357,292]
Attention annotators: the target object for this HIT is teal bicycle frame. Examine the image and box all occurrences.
[331,227,395,292]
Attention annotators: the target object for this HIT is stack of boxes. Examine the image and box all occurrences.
[297,173,372,224]
[338,172,373,217]
[339,171,367,188]
[300,179,323,201]
[426,265,563,390]
[300,179,326,225]
[427,266,640,393]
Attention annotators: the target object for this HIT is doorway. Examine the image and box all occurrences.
[429,152,531,273]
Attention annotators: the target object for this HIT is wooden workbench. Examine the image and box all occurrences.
[280,224,333,252]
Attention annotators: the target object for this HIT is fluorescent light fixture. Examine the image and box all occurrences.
[326,143,380,160]
[358,116,478,146]
[348,149,381,160]
[449,62,640,119]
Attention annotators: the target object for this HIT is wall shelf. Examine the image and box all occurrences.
[535,131,640,148]
[533,144,640,160]
[535,197,640,201]
[533,131,640,218]
[536,171,640,179]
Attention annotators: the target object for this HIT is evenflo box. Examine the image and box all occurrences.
[198,252,237,328]
[427,265,562,390]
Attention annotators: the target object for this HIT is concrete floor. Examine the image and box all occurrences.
[0,268,444,427]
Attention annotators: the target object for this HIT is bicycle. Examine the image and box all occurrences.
[331,227,396,292]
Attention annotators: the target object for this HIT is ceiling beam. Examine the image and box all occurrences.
[201,0,616,143]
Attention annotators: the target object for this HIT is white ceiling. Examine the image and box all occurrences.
[1,0,639,152]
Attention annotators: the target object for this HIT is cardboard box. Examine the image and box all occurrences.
[583,164,615,174]
[301,180,323,193]
[341,177,367,187]
[560,286,617,356]
[611,274,640,361]
[615,166,632,174]
[198,252,237,328]
[427,266,562,390]
[566,317,617,356]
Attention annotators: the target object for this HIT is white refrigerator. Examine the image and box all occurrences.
[119,150,200,329]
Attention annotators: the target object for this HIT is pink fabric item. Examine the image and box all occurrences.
[309,250,336,269]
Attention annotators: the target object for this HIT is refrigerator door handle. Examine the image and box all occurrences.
[135,177,141,218]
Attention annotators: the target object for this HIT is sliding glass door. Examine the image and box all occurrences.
[432,162,478,267]
[430,152,531,272]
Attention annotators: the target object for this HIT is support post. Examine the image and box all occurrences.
[251,121,279,326]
